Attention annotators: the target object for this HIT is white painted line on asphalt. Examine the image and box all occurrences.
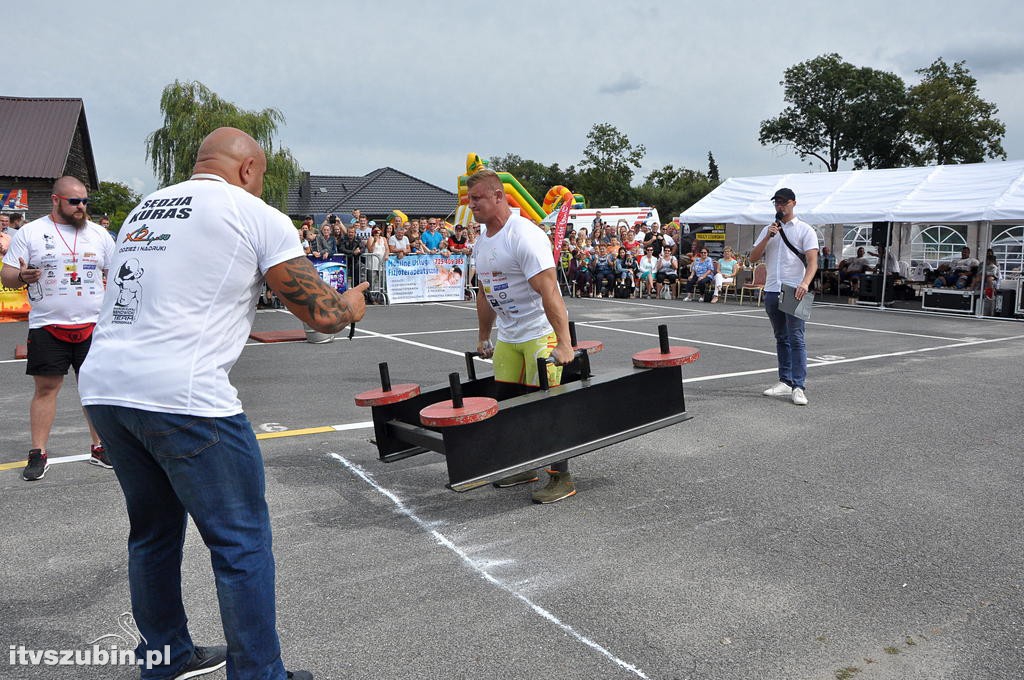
[804,320,964,342]
[328,453,651,680]
[578,322,779,357]
[356,327,492,362]
[386,327,478,337]
[331,422,374,432]
[680,333,1024,383]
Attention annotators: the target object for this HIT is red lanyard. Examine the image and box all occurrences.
[51,217,79,260]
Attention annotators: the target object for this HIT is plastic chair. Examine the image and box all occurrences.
[739,263,767,306]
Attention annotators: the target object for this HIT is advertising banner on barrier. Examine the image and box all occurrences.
[385,254,467,304]
[309,255,347,293]
[0,284,30,322]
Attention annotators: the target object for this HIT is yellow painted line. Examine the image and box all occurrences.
[2,422,374,472]
[256,426,335,440]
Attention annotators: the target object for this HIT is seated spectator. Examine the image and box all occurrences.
[933,246,980,289]
[870,245,900,277]
[593,245,616,297]
[655,250,679,299]
[637,246,657,298]
[838,246,870,294]
[614,246,636,297]
[389,225,412,259]
[682,248,715,301]
[569,248,594,297]
[712,247,741,303]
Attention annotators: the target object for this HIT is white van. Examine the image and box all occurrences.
[541,206,661,233]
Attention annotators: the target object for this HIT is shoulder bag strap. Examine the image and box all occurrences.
[777,226,807,266]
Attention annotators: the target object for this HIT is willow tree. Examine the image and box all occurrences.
[145,80,301,210]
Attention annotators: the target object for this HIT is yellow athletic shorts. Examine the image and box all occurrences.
[492,332,562,387]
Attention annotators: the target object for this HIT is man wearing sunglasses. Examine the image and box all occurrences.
[1,177,116,479]
[749,187,818,406]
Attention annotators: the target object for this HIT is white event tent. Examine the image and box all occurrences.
[679,160,1024,316]
[679,159,1024,226]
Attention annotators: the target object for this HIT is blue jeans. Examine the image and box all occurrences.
[85,405,286,680]
[764,291,807,390]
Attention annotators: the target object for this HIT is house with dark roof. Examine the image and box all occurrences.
[288,168,456,221]
[0,96,99,220]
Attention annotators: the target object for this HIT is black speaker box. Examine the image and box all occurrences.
[871,221,890,247]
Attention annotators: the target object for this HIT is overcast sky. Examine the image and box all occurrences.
[10,0,1023,203]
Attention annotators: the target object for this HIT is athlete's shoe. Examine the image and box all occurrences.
[173,645,227,680]
[762,382,793,397]
[23,449,49,481]
[791,388,808,406]
[531,471,577,504]
[89,444,113,469]
[492,469,540,488]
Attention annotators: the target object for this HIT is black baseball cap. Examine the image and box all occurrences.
[771,188,796,202]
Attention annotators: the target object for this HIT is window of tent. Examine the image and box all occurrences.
[910,225,967,269]
[991,225,1024,278]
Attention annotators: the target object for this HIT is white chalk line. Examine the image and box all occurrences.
[328,453,651,679]
[578,322,779,357]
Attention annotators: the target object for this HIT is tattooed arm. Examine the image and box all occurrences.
[265,256,368,333]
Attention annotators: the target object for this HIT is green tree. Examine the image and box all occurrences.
[636,165,718,218]
[145,80,302,209]
[576,123,646,207]
[906,58,1006,165]
[89,180,141,230]
[487,153,578,202]
[846,67,915,169]
[759,53,858,171]
[759,54,913,171]
[707,151,720,182]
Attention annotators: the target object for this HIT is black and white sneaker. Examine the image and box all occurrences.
[173,645,227,680]
[89,444,113,469]
[22,449,49,481]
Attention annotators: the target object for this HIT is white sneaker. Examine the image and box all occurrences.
[682,295,691,302]
[791,388,808,405]
[762,382,793,397]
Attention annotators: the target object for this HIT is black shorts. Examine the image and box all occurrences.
[656,272,677,284]
[26,327,93,376]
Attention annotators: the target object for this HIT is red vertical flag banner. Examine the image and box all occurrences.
[551,199,572,261]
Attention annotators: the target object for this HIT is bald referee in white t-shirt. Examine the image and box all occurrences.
[80,128,364,680]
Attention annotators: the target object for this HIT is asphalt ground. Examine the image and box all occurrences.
[1,296,1023,680]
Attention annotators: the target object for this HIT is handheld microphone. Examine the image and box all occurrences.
[769,210,783,237]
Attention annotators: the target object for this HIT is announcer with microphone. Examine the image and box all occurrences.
[748,188,818,406]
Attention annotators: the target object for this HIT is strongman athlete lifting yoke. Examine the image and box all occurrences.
[468,169,577,504]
